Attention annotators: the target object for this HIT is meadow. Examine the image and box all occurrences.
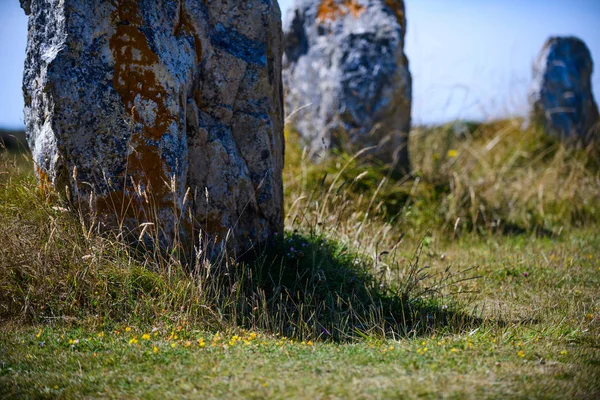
[1,120,599,398]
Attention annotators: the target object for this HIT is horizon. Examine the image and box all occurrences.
[1,0,599,130]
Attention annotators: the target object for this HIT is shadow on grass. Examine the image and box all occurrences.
[232,232,488,342]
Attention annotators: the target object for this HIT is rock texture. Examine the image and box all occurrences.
[21,0,284,259]
[529,36,599,143]
[283,0,412,174]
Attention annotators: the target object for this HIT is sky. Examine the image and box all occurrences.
[1,1,599,128]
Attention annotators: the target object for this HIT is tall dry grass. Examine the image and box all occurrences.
[1,118,597,340]
[284,118,599,247]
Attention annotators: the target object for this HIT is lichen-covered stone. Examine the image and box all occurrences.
[283,0,412,174]
[21,0,284,259]
[529,36,599,144]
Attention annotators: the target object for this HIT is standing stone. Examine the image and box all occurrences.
[283,0,412,174]
[529,36,599,144]
[21,0,284,259]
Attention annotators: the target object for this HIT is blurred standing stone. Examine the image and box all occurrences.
[283,0,412,174]
[529,36,599,144]
[20,0,284,259]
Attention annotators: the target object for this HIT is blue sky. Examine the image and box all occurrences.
[1,1,599,128]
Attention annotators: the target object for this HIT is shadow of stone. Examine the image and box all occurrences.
[235,233,490,341]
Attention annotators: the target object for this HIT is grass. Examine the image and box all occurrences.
[1,119,599,398]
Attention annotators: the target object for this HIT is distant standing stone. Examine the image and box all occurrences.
[283,0,412,174]
[21,0,284,259]
[529,36,599,144]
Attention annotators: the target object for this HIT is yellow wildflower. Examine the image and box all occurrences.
[129,337,138,345]
[125,327,131,332]
[447,149,458,158]
[153,346,159,354]
[517,350,525,358]
[171,343,177,348]
[141,334,151,340]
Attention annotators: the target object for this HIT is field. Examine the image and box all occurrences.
[1,120,599,398]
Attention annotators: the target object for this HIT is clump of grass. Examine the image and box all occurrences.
[2,122,599,398]
[7,117,594,341]
[1,146,471,341]
[284,118,600,240]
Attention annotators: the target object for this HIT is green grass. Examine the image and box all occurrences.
[1,315,598,399]
[1,120,600,398]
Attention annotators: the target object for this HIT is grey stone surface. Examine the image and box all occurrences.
[529,36,599,144]
[283,0,412,174]
[21,0,284,259]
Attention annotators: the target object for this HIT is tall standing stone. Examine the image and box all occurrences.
[283,0,412,174]
[529,36,599,144]
[21,0,284,259]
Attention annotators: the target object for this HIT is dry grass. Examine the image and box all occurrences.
[1,119,599,398]
[0,140,465,342]
[284,118,600,245]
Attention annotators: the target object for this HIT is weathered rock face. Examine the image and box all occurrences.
[21,0,284,259]
[529,36,599,143]
[283,0,412,174]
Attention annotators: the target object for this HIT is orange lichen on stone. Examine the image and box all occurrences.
[385,0,405,26]
[95,190,143,221]
[317,0,365,22]
[317,0,343,21]
[201,212,229,237]
[346,0,366,17]
[174,1,203,64]
[109,1,174,141]
[35,165,51,196]
[108,0,177,219]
